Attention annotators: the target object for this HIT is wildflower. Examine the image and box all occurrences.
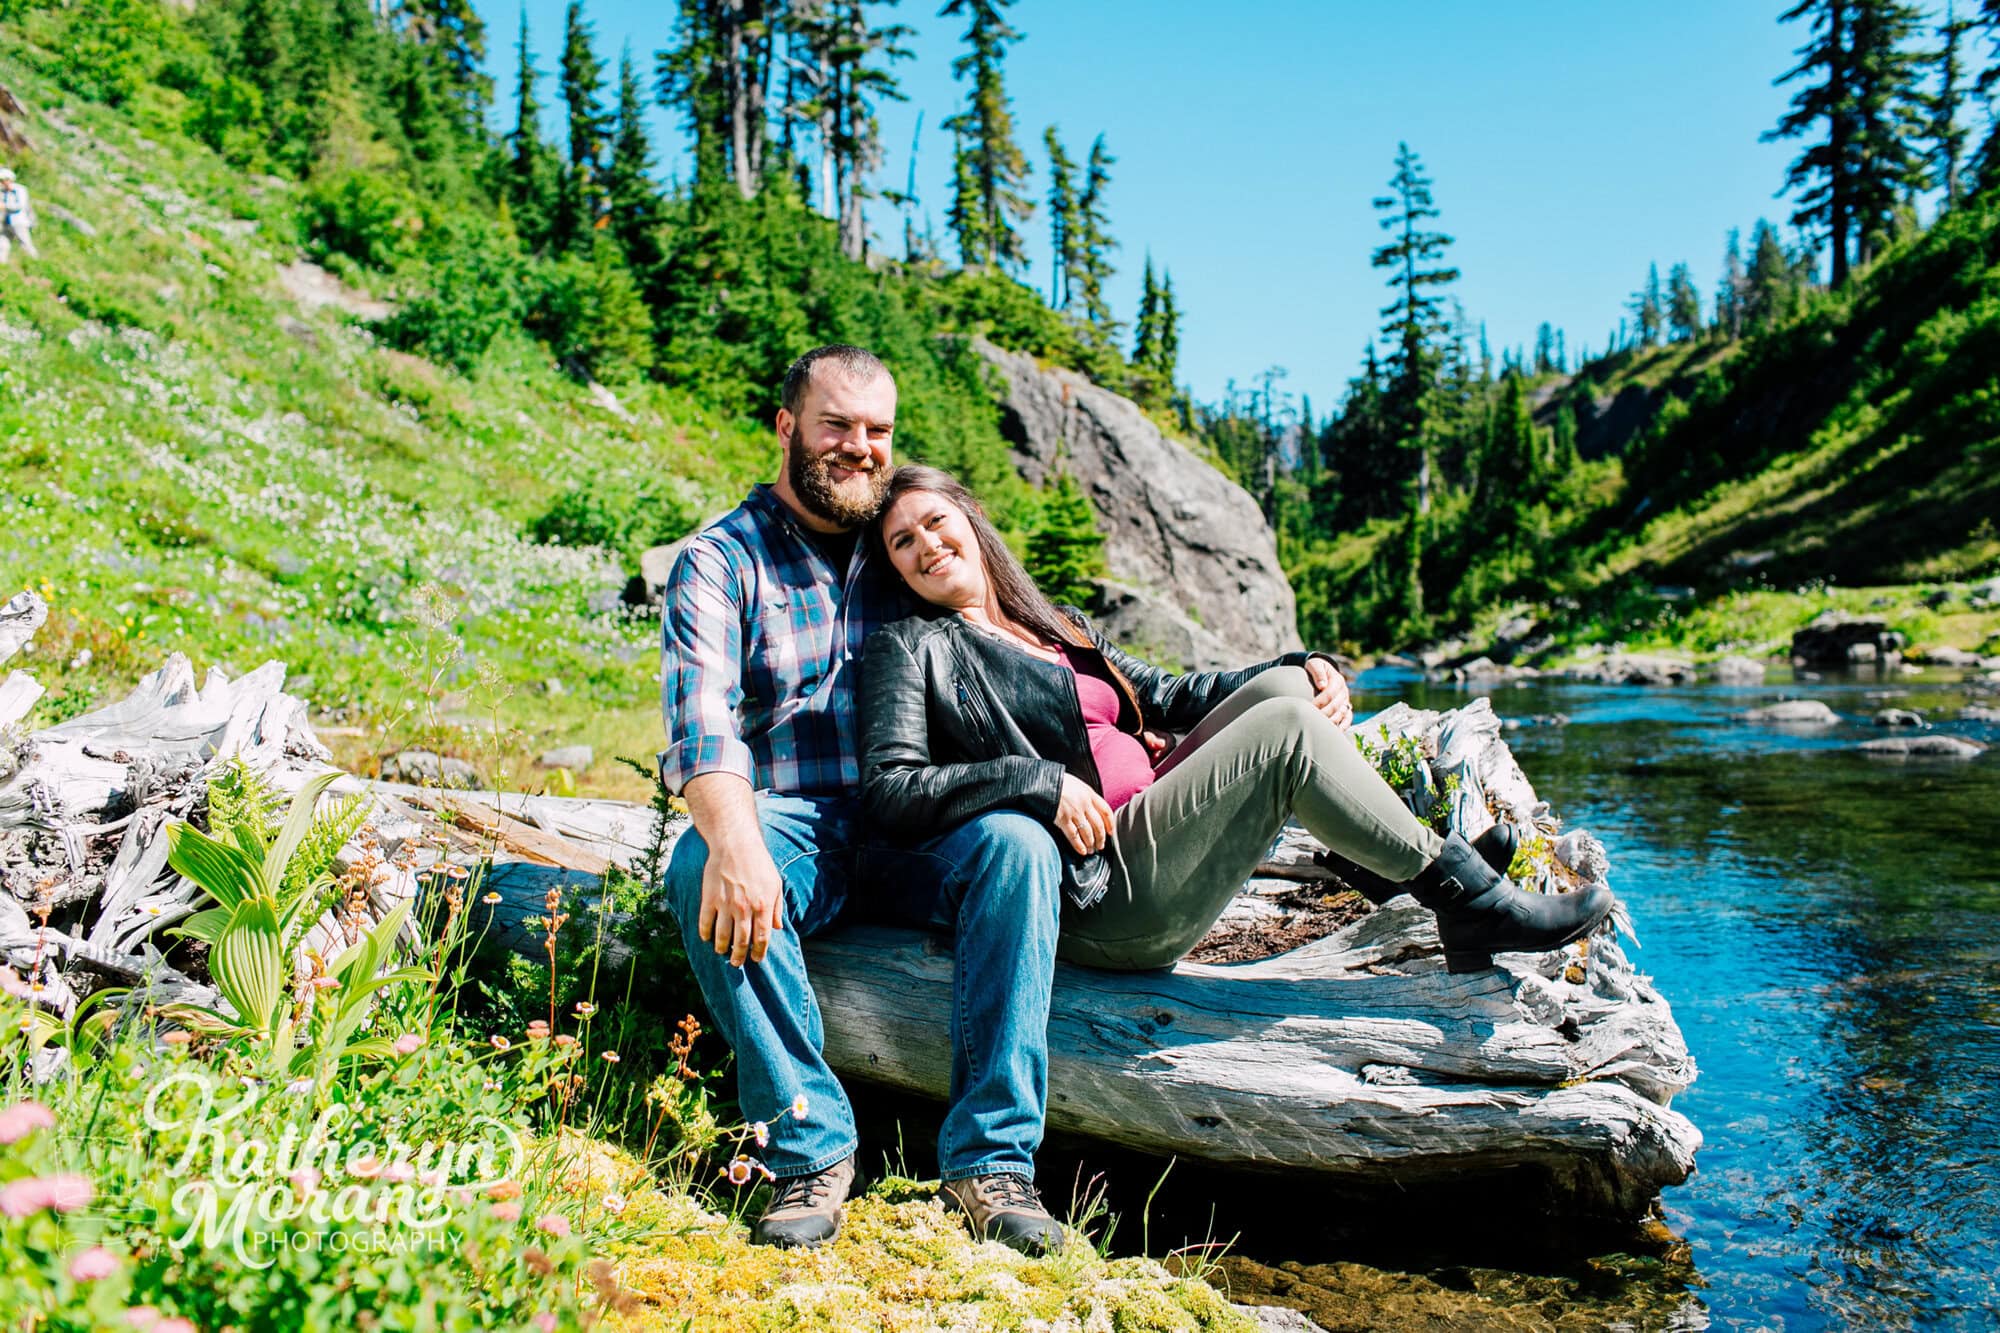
[752,1121,769,1148]
[439,863,469,881]
[572,1001,597,1020]
[347,1155,383,1181]
[487,1180,523,1201]
[603,1192,627,1215]
[491,1200,522,1222]
[144,905,163,917]
[721,1157,755,1187]
[284,1077,314,1096]
[482,1080,500,1092]
[160,1030,192,1046]
[154,1320,196,1333]
[532,1315,558,1333]
[0,1174,94,1217]
[552,1034,578,1049]
[289,1169,320,1193]
[310,976,341,991]
[125,1309,161,1329]
[0,1100,55,1144]
[790,1093,809,1121]
[0,967,29,1000]
[534,1213,571,1238]
[482,892,502,905]
[600,1050,620,1064]
[489,1035,512,1052]
[383,1161,416,1184]
[393,1033,423,1056]
[419,1169,445,1189]
[525,1020,550,1039]
[755,1161,775,1182]
[68,1246,118,1281]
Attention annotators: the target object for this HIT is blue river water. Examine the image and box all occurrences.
[1346,665,2000,1330]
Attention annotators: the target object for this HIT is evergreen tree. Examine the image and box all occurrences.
[1763,0,1929,287]
[1472,371,1537,538]
[1927,2,1977,205]
[941,0,1032,269]
[1533,322,1556,375]
[1132,254,1160,366]
[1156,269,1181,384]
[1551,397,1580,470]
[555,0,613,253]
[607,44,667,277]
[1025,466,1106,607]
[1630,262,1665,346]
[793,1,913,259]
[1667,262,1702,341]
[508,8,557,252]
[1043,126,1081,309]
[1744,219,1797,329]
[1075,134,1118,341]
[395,0,492,135]
[1715,227,1747,338]
[1367,141,1459,517]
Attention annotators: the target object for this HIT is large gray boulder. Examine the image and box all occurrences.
[1087,579,1240,673]
[970,337,1302,659]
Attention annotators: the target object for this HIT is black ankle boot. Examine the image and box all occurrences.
[1318,823,1519,906]
[1404,832,1614,974]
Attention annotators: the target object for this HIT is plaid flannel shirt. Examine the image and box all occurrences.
[659,484,912,797]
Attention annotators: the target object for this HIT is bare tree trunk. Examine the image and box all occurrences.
[723,0,754,200]
[0,82,30,155]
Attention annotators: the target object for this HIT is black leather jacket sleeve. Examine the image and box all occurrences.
[860,628,1069,835]
[1074,612,1316,733]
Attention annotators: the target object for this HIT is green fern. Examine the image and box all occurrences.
[280,792,369,899]
[204,758,280,847]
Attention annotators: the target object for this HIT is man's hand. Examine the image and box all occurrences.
[698,841,786,967]
[1139,729,1176,765]
[1055,774,1114,855]
[683,772,785,967]
[1304,656,1353,731]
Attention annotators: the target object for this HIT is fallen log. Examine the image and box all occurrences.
[0,600,1699,1215]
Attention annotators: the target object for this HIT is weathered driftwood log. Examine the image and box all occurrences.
[1,604,1698,1214]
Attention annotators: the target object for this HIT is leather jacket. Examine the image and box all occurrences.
[859,605,1315,907]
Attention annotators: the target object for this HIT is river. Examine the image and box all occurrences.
[1276,664,2000,1330]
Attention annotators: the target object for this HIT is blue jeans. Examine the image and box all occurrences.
[663,793,1062,1183]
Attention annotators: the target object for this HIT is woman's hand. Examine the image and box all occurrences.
[1305,655,1353,730]
[1055,774,1114,855]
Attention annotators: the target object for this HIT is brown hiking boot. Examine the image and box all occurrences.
[939,1173,1064,1255]
[751,1154,855,1249]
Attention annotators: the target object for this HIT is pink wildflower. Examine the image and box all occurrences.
[790,1093,809,1121]
[532,1316,558,1333]
[0,1100,56,1144]
[600,1050,620,1064]
[491,1200,522,1222]
[393,1033,423,1056]
[68,1246,118,1281]
[160,1031,192,1046]
[721,1157,754,1187]
[310,976,341,991]
[0,1174,94,1217]
[751,1121,769,1147]
[347,1155,383,1181]
[489,1035,512,1052]
[534,1213,571,1238]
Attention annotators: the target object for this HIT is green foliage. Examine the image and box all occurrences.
[525,242,655,383]
[380,221,526,372]
[529,477,701,569]
[299,169,429,271]
[1024,467,1107,608]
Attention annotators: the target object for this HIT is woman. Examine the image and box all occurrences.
[859,466,1612,972]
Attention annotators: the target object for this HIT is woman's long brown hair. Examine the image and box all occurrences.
[874,464,1145,726]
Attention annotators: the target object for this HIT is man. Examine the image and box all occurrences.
[0,168,36,264]
[659,344,1067,1255]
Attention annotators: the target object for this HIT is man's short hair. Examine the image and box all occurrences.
[781,344,891,419]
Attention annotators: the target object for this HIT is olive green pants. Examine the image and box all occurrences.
[1058,666,1445,971]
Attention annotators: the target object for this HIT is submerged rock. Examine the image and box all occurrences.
[1859,735,1986,759]
[1873,708,1926,727]
[1711,655,1768,683]
[1739,699,1841,725]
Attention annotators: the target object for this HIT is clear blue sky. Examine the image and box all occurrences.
[476,0,1953,417]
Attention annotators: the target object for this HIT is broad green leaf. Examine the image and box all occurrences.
[339,1037,397,1064]
[260,771,343,898]
[212,899,285,1034]
[168,906,232,947]
[166,824,261,910]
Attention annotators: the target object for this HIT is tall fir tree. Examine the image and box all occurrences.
[1630,262,1665,345]
[395,0,492,135]
[1074,134,1118,342]
[1763,0,1929,286]
[940,0,1032,269]
[1366,141,1459,517]
[1744,219,1797,329]
[1042,127,1081,309]
[1532,322,1556,375]
[508,8,558,252]
[1927,2,1977,205]
[1156,269,1181,384]
[1666,262,1702,341]
[1025,466,1107,607]
[555,0,613,254]
[1472,371,1538,540]
[607,44,667,278]
[1715,227,1747,337]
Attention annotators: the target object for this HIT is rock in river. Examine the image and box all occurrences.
[1740,699,1840,725]
[1859,735,1986,759]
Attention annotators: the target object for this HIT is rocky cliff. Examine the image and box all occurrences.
[971,337,1302,667]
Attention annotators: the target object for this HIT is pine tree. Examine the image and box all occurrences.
[555,0,613,254]
[1551,397,1580,470]
[1630,263,1665,346]
[607,44,666,277]
[793,1,913,259]
[1715,227,1747,338]
[1368,141,1459,517]
[1744,219,1796,330]
[941,0,1032,269]
[1025,466,1106,607]
[395,0,492,135]
[1043,126,1081,309]
[1132,254,1160,365]
[1473,371,1538,538]
[1156,269,1181,384]
[1075,134,1118,342]
[508,9,557,252]
[1532,322,1556,375]
[1667,262,1702,341]
[1927,2,1977,205]
[1764,0,1929,287]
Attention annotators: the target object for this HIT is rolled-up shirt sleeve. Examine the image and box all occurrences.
[658,538,755,795]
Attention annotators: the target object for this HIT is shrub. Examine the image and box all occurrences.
[380,223,525,373]
[300,169,428,272]
[524,247,654,385]
[529,478,701,569]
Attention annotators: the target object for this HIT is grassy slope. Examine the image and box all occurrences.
[0,56,777,799]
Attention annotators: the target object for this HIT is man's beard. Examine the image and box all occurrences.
[786,428,890,528]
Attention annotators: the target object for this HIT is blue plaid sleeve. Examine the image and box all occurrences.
[658,536,756,795]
